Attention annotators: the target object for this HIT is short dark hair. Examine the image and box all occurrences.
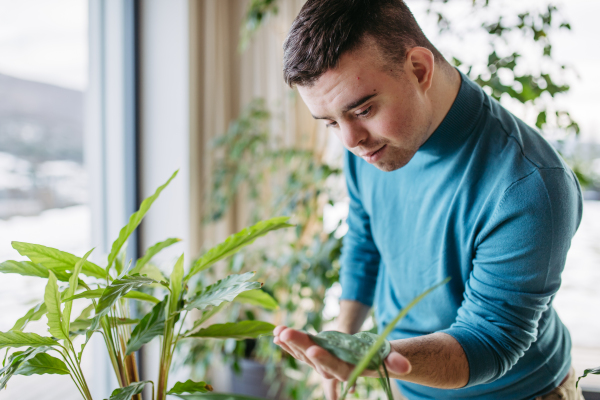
[283,0,445,87]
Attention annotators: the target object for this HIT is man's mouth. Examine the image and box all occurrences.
[360,145,387,163]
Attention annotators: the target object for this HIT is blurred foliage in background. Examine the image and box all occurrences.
[183,100,345,399]
[181,1,596,400]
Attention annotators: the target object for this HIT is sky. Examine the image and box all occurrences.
[0,0,87,91]
[0,0,597,140]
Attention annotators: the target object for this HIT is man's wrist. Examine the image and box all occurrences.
[335,299,371,334]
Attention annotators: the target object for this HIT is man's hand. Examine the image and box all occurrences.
[273,326,411,400]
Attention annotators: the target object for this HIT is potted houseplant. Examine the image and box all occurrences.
[0,170,293,400]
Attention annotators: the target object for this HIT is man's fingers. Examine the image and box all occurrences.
[279,327,317,351]
[306,344,353,382]
[323,377,339,400]
[273,325,287,336]
[273,330,317,369]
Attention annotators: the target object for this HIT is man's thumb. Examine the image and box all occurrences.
[385,352,412,375]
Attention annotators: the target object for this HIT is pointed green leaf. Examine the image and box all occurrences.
[576,365,600,388]
[11,242,107,280]
[170,254,185,316]
[11,302,47,332]
[12,286,83,332]
[185,272,260,311]
[186,321,275,340]
[0,346,51,390]
[105,380,152,400]
[15,352,69,376]
[63,248,93,336]
[107,170,178,271]
[45,271,67,340]
[0,331,57,350]
[125,297,167,355]
[95,274,157,318]
[0,260,69,281]
[167,379,213,394]
[130,237,181,275]
[340,277,451,399]
[138,263,167,282]
[185,217,293,280]
[63,288,159,304]
[70,317,139,332]
[0,260,45,277]
[234,289,278,310]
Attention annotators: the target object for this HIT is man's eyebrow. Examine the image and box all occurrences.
[311,93,378,120]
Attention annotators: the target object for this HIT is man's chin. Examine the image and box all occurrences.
[373,157,411,172]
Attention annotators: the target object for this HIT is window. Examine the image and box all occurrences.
[0,1,90,398]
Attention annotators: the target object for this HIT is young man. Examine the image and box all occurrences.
[273,1,584,399]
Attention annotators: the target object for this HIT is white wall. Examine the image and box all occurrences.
[138,0,190,266]
[137,0,191,391]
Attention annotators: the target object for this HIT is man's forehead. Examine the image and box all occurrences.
[297,57,378,116]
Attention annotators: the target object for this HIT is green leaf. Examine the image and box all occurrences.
[0,260,69,281]
[0,331,57,350]
[138,263,167,282]
[167,379,213,394]
[105,380,152,400]
[95,274,157,318]
[185,272,261,311]
[130,237,181,275]
[15,352,69,376]
[172,394,267,400]
[70,317,139,332]
[44,271,67,340]
[234,289,278,310]
[125,297,167,355]
[63,248,93,336]
[186,321,275,340]
[11,241,107,280]
[11,302,47,332]
[63,288,159,304]
[0,346,51,390]
[107,170,178,271]
[307,331,390,370]
[576,365,600,388]
[340,277,451,399]
[12,286,84,332]
[169,254,185,316]
[186,217,293,280]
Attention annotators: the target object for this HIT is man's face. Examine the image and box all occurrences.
[297,42,434,172]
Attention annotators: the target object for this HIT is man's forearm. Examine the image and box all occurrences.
[389,332,469,389]
[336,300,469,389]
[336,299,372,334]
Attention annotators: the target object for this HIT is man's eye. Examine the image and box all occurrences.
[356,106,371,117]
[326,121,338,128]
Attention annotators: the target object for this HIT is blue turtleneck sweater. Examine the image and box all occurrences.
[339,71,582,399]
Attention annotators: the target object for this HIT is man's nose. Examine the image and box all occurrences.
[340,123,368,149]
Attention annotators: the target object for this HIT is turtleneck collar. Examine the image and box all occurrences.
[417,70,485,156]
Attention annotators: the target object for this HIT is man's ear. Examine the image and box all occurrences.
[404,47,435,93]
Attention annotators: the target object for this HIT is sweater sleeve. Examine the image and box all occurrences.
[339,151,381,307]
[442,168,582,387]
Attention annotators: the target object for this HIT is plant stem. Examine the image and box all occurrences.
[57,346,91,400]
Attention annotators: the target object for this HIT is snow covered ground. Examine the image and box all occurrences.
[0,202,599,396]
[0,205,95,399]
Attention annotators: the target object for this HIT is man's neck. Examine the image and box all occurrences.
[426,64,462,139]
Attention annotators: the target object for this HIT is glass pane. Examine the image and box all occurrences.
[0,0,89,398]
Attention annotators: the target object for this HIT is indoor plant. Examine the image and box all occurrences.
[0,170,292,400]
